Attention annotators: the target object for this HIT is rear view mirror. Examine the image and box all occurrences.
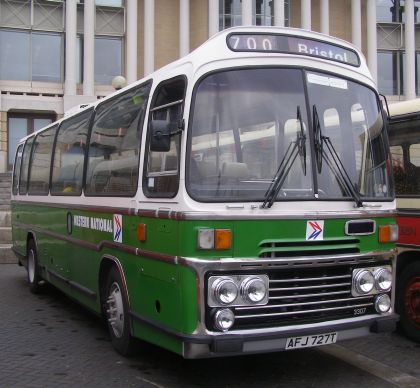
[150,120,172,152]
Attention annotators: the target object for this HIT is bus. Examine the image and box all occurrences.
[387,98,420,343]
[11,27,398,358]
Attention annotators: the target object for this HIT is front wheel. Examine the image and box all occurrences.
[397,261,420,343]
[104,266,136,356]
[27,239,42,294]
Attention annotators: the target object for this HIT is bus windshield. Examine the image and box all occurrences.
[187,68,393,203]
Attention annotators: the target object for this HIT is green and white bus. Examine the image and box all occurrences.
[12,27,398,358]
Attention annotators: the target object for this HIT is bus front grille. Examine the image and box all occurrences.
[227,264,376,330]
[258,238,360,258]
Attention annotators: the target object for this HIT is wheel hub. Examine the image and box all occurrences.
[106,282,125,338]
[28,249,35,284]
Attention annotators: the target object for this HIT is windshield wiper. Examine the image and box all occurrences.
[261,107,306,209]
[312,105,363,208]
[297,106,307,175]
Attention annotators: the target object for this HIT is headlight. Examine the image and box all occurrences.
[241,276,267,303]
[375,294,391,313]
[214,309,235,331]
[375,268,392,292]
[208,274,269,307]
[354,269,375,294]
[212,278,238,305]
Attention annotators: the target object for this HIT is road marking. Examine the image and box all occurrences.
[319,344,420,388]
[135,376,165,388]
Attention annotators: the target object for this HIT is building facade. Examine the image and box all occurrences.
[0,0,419,173]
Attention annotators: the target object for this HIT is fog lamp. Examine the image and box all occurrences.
[212,278,238,305]
[214,309,235,332]
[354,269,375,294]
[241,276,267,303]
[375,294,391,313]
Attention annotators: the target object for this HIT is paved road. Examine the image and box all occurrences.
[1,264,419,387]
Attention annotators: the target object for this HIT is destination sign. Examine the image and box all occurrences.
[227,33,360,67]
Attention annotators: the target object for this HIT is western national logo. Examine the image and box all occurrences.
[306,220,324,241]
[113,214,123,243]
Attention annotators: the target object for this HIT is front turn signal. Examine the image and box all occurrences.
[378,224,398,243]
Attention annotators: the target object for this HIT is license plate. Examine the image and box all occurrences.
[285,332,337,350]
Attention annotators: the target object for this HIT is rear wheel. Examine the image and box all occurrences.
[104,266,136,356]
[27,239,42,294]
[397,261,420,343]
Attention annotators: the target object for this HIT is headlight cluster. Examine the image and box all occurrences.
[208,274,269,332]
[208,275,269,307]
[352,266,393,314]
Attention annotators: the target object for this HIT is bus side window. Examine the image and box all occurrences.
[144,77,186,197]
[28,125,57,196]
[19,137,34,195]
[51,110,92,196]
[85,82,151,196]
[12,144,23,195]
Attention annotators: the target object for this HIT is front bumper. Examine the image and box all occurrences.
[131,311,398,358]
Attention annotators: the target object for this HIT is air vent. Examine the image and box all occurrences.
[259,238,360,258]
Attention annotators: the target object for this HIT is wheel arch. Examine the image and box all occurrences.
[99,255,131,315]
[397,249,420,275]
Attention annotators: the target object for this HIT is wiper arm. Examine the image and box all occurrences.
[297,106,307,175]
[312,105,363,208]
[313,104,323,173]
[261,107,306,209]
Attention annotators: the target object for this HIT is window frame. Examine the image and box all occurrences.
[142,75,187,199]
[28,124,59,196]
[50,108,94,197]
[7,112,56,171]
[84,80,152,197]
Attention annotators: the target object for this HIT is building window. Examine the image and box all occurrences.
[0,29,62,82]
[377,0,419,23]
[7,114,55,169]
[96,0,123,6]
[220,0,242,29]
[94,36,122,85]
[254,0,274,26]
[377,51,404,96]
[219,0,289,30]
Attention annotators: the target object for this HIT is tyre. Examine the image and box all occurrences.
[104,266,136,356]
[27,239,42,294]
[396,261,420,343]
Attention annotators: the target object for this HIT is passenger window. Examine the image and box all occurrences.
[12,144,23,195]
[144,77,185,197]
[85,83,151,196]
[409,144,420,166]
[51,110,92,196]
[28,125,57,195]
[19,137,34,195]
